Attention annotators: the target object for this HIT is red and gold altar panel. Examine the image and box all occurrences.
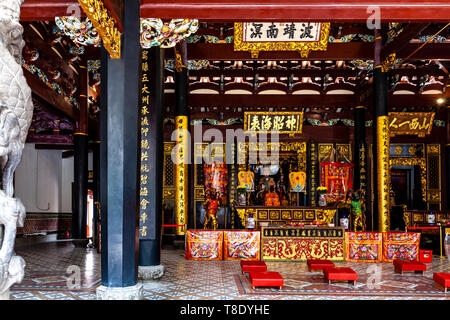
[382,232,421,262]
[185,230,223,260]
[345,232,383,263]
[223,230,261,261]
[261,226,345,261]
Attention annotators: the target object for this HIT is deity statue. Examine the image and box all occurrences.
[203,189,219,230]
[346,189,366,232]
[0,0,32,299]
[264,185,280,207]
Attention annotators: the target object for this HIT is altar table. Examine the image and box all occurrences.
[261,226,345,261]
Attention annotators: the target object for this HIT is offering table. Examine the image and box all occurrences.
[235,206,338,229]
[261,225,345,261]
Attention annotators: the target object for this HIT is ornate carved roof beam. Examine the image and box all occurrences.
[380,23,431,65]
[24,70,76,119]
[21,0,84,20]
[140,0,450,22]
[23,23,78,81]
[164,92,449,108]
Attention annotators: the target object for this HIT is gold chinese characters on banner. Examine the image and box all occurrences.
[244,112,304,134]
[388,112,435,137]
[234,22,330,58]
[139,49,151,239]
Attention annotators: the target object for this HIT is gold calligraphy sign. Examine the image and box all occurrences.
[234,22,330,58]
[388,112,435,138]
[244,112,303,134]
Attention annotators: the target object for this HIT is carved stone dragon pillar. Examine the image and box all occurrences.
[0,0,34,299]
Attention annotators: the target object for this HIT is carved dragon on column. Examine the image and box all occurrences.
[0,0,33,299]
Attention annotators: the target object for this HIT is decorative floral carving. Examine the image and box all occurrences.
[55,16,101,46]
[140,18,199,48]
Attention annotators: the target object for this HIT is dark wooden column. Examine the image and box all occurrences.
[446,106,450,211]
[174,41,189,236]
[72,57,89,247]
[97,0,142,299]
[93,133,101,251]
[138,47,165,275]
[372,29,390,232]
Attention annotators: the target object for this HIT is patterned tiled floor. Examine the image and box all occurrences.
[9,241,450,300]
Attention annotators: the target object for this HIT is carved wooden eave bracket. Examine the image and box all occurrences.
[77,0,122,59]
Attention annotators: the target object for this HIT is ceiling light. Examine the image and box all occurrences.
[436,97,445,104]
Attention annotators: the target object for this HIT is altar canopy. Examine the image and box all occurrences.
[382,232,421,262]
[345,232,383,262]
[320,162,353,202]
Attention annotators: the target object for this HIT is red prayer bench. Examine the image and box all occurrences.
[241,260,267,274]
[323,267,358,285]
[307,259,335,272]
[248,271,284,290]
[433,273,450,292]
[393,259,426,275]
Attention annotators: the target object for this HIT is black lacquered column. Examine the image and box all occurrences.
[92,136,101,251]
[372,30,390,232]
[138,47,165,280]
[97,0,142,299]
[446,106,450,211]
[174,42,189,236]
[72,58,88,247]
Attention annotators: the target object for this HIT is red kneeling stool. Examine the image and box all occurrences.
[393,259,426,275]
[433,273,450,292]
[323,267,358,285]
[249,271,284,290]
[307,259,335,272]
[241,260,267,274]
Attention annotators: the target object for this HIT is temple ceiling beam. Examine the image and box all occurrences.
[21,1,450,22]
[163,92,449,109]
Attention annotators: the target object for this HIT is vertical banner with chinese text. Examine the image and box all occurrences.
[175,115,189,235]
[377,116,390,232]
[139,49,152,239]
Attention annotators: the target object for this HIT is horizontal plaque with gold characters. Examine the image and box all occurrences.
[244,112,303,134]
[234,22,330,58]
[388,112,435,137]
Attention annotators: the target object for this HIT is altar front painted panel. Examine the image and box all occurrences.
[223,230,261,260]
[185,230,223,260]
[261,226,345,261]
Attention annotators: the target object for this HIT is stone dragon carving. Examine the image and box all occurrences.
[0,0,33,299]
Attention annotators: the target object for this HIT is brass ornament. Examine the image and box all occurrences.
[234,22,330,58]
[175,52,186,72]
[77,0,122,59]
[381,53,397,72]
